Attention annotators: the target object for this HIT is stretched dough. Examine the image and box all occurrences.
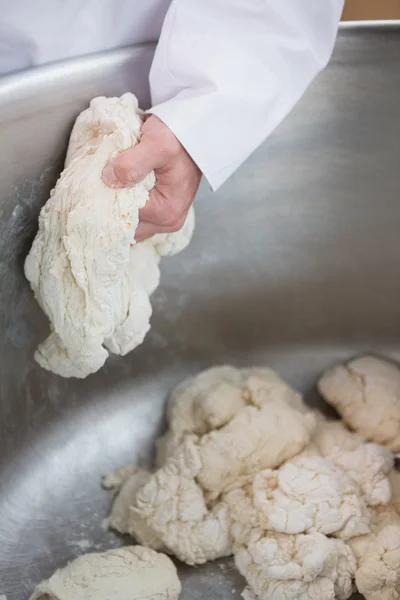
[25,93,194,378]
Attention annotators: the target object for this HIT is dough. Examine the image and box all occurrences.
[318,355,400,451]
[29,546,181,600]
[235,530,356,600]
[195,401,316,499]
[156,365,311,468]
[251,456,371,540]
[108,439,232,565]
[25,93,194,378]
[105,467,164,550]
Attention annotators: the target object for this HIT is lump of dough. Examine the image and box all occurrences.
[328,443,394,506]
[156,366,308,466]
[347,502,400,563]
[313,418,394,506]
[195,401,316,500]
[347,496,400,599]
[318,355,400,451]
[313,419,364,457]
[241,367,308,414]
[103,467,163,549]
[355,525,400,600]
[224,485,261,549]
[156,366,248,465]
[127,439,232,565]
[25,93,194,378]
[29,546,181,600]
[235,529,356,600]
[251,456,371,540]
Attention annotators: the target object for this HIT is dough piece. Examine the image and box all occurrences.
[29,546,181,600]
[124,439,233,565]
[251,456,371,540]
[156,366,307,466]
[346,494,400,599]
[241,367,307,413]
[313,419,364,457]
[347,503,400,563]
[156,366,248,466]
[104,467,163,549]
[235,530,356,600]
[195,401,316,500]
[347,465,400,599]
[328,443,394,507]
[313,418,394,506]
[25,93,194,378]
[318,355,400,451]
[224,485,263,550]
[355,525,400,600]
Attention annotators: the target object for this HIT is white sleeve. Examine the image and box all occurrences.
[149,0,344,190]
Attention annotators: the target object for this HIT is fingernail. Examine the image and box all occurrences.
[102,163,119,186]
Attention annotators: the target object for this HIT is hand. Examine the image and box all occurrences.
[102,115,201,242]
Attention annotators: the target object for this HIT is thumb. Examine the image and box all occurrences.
[102,138,161,187]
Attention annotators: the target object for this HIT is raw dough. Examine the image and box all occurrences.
[104,467,163,548]
[156,365,307,466]
[235,530,356,600]
[251,456,371,540]
[318,355,400,451]
[29,546,181,600]
[354,524,400,600]
[313,418,365,457]
[112,439,233,565]
[195,400,316,499]
[25,93,194,378]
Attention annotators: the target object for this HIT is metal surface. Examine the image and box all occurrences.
[1,24,400,600]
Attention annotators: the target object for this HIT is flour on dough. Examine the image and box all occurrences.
[29,546,181,600]
[25,93,194,378]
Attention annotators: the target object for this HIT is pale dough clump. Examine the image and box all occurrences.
[318,355,400,451]
[25,93,194,378]
[29,546,181,600]
[235,530,356,600]
[156,365,311,468]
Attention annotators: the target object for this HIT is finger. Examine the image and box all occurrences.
[135,210,188,243]
[102,137,165,188]
[134,221,161,242]
[139,187,189,229]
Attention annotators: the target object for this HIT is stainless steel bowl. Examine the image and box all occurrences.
[1,23,400,600]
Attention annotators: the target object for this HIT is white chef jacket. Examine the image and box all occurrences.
[0,0,344,189]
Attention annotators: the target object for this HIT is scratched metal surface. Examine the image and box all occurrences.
[2,23,400,600]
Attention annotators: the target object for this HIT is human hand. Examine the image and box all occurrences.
[102,115,201,242]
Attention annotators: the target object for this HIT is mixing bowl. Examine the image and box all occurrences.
[1,23,399,600]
